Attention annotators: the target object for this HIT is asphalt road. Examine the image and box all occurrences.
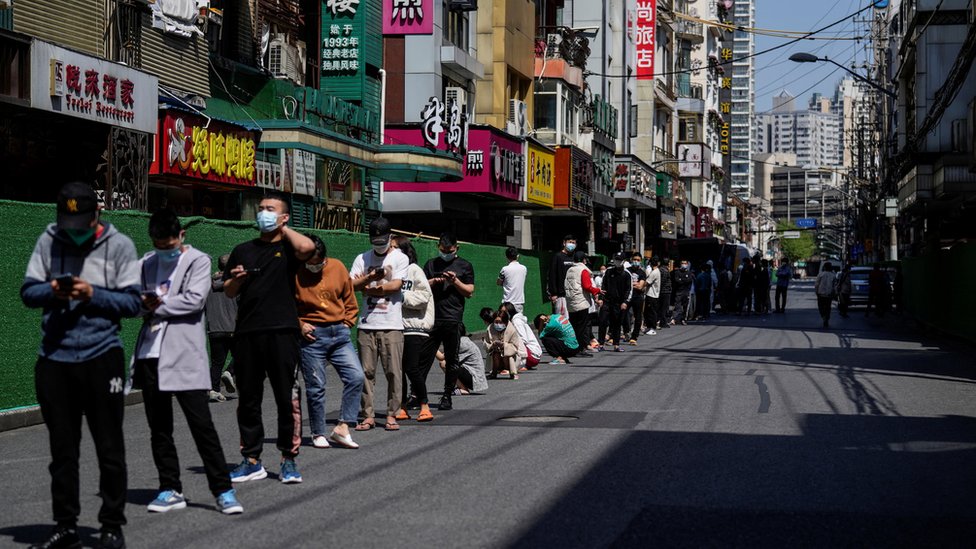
[1,282,975,548]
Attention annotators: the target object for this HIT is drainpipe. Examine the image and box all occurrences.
[379,68,387,206]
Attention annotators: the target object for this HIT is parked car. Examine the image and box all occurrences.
[847,266,894,307]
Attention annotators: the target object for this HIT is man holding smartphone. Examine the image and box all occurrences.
[419,233,475,411]
[223,195,315,485]
[21,181,142,549]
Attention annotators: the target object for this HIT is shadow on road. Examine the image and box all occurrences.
[509,414,976,548]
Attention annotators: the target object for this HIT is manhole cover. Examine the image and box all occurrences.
[498,415,579,423]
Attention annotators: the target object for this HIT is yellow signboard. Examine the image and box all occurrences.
[526,142,555,207]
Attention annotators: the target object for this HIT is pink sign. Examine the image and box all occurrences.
[383,0,434,35]
[385,126,525,201]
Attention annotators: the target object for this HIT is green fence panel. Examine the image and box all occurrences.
[901,242,976,344]
[0,200,547,411]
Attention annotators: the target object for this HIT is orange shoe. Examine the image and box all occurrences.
[395,408,410,421]
[417,405,434,422]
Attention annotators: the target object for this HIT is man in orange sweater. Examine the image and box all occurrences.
[295,234,364,449]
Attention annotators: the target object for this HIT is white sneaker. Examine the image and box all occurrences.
[312,435,330,448]
[208,390,226,402]
[646,329,657,335]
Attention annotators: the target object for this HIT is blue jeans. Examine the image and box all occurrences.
[299,324,365,435]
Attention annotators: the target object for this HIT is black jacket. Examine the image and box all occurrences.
[547,251,575,298]
[672,268,695,295]
[659,265,672,293]
[603,266,633,305]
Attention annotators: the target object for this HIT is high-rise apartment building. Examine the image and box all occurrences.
[756,107,843,168]
[729,0,755,197]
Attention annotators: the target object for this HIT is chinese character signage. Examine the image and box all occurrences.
[420,95,466,153]
[696,207,714,238]
[384,0,433,35]
[155,111,258,187]
[283,149,317,196]
[635,0,656,80]
[31,40,158,134]
[527,142,555,207]
[385,126,523,201]
[554,146,594,215]
[322,21,361,74]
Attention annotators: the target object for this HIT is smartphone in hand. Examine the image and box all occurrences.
[55,274,74,289]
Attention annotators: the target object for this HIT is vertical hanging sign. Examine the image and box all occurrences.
[635,0,656,80]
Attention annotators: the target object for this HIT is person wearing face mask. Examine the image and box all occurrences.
[206,254,238,402]
[564,251,599,358]
[21,182,142,549]
[223,194,315,485]
[294,234,364,450]
[349,217,409,432]
[657,259,673,329]
[484,309,526,380]
[547,235,578,317]
[601,252,633,352]
[671,259,695,326]
[420,232,476,411]
[133,209,243,517]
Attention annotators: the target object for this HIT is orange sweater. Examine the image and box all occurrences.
[295,259,359,327]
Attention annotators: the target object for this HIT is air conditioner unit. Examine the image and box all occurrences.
[445,87,467,112]
[268,34,287,78]
[508,98,527,137]
[269,35,305,87]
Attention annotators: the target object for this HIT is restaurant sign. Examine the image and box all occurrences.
[155,111,258,186]
[526,141,555,207]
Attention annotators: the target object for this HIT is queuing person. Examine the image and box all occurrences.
[497,246,527,314]
[349,218,408,432]
[206,254,237,402]
[21,182,142,549]
[625,253,647,345]
[835,262,853,318]
[564,251,599,358]
[223,194,315,485]
[295,234,365,449]
[815,262,837,329]
[657,258,673,329]
[602,252,633,351]
[736,258,755,314]
[546,235,577,316]
[866,263,891,317]
[694,262,713,320]
[437,324,488,395]
[485,309,526,380]
[706,260,719,313]
[397,238,435,422]
[420,232,475,411]
[133,209,242,516]
[755,259,772,314]
[643,257,661,335]
[533,313,580,363]
[774,259,794,313]
[502,301,542,370]
[671,260,695,326]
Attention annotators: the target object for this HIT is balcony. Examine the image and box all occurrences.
[676,19,704,43]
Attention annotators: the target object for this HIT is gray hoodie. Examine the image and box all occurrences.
[21,223,142,362]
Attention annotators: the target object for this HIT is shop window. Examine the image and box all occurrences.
[290,195,315,228]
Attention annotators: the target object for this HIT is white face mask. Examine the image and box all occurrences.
[373,239,391,254]
[305,261,325,273]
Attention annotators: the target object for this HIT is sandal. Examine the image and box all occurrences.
[384,421,400,431]
[417,408,434,422]
[354,420,375,431]
[395,409,410,421]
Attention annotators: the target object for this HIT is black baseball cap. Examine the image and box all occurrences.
[369,217,392,245]
[614,252,629,261]
[56,182,98,230]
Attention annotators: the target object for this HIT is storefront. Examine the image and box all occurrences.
[149,108,260,219]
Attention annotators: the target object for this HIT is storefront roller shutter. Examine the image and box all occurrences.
[14,0,106,57]
[139,13,210,98]
[290,195,315,229]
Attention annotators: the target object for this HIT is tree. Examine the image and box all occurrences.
[777,221,816,262]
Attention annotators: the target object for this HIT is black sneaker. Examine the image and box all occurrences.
[29,527,81,549]
[438,395,453,411]
[97,529,125,549]
[404,394,420,411]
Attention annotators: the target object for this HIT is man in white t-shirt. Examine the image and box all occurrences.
[350,218,409,432]
[497,247,527,313]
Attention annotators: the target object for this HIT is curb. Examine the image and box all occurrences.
[0,391,145,433]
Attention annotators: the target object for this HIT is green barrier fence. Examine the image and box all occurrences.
[0,201,548,411]
[901,242,976,344]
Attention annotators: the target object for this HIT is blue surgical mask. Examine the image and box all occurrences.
[155,246,182,265]
[565,243,577,252]
[256,210,279,233]
[439,251,456,261]
[493,323,506,332]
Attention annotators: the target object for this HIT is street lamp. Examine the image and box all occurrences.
[788,53,896,98]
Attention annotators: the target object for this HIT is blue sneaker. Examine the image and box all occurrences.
[230,459,267,483]
[216,489,243,515]
[147,490,186,513]
[280,459,302,484]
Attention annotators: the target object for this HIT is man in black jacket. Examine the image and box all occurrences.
[546,235,577,316]
[602,252,633,352]
[671,259,695,325]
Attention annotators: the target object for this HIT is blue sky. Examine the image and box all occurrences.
[753,0,875,112]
